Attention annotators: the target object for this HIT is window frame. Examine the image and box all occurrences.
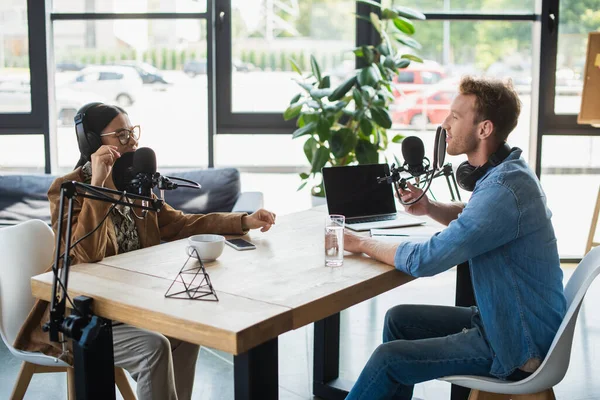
[215,1,540,136]
[0,0,52,173]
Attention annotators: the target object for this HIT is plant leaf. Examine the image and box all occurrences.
[310,88,334,99]
[299,172,310,179]
[352,88,363,108]
[328,76,357,101]
[310,55,322,82]
[380,30,395,58]
[290,93,301,105]
[393,16,415,35]
[370,107,392,129]
[311,146,330,174]
[283,103,303,121]
[353,47,365,57]
[303,137,318,163]
[289,58,302,75]
[357,65,380,87]
[319,75,331,89]
[394,35,422,50]
[297,181,308,191]
[354,13,371,24]
[395,59,411,69]
[391,134,404,143]
[317,117,332,142]
[360,118,373,136]
[355,139,379,164]
[295,80,315,92]
[356,0,382,8]
[292,121,318,139]
[370,12,382,34]
[330,128,358,159]
[361,86,376,98]
[381,8,399,20]
[394,6,426,20]
[401,53,423,63]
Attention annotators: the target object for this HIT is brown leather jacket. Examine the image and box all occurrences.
[13,167,247,364]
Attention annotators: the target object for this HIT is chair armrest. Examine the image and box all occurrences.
[232,192,264,214]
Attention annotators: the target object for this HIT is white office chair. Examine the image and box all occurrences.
[0,219,135,400]
[440,246,600,400]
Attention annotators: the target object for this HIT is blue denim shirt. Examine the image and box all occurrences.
[394,149,567,378]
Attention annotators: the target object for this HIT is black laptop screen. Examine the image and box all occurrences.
[322,164,397,218]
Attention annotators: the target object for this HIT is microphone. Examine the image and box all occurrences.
[112,151,135,192]
[131,147,158,198]
[401,136,427,177]
[112,147,202,205]
[377,127,455,205]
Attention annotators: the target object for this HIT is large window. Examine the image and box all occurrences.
[541,136,600,257]
[52,18,209,172]
[382,19,534,175]
[384,0,535,13]
[51,0,207,13]
[230,0,355,113]
[0,135,45,172]
[554,0,598,114]
[535,0,600,259]
[0,0,30,113]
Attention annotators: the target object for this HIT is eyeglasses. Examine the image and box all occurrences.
[100,125,141,145]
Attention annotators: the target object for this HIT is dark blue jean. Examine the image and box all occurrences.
[345,305,495,400]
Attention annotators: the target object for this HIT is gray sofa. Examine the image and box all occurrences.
[0,168,263,226]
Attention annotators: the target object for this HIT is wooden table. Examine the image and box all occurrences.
[32,207,457,400]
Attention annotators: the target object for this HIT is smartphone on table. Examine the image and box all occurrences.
[225,238,256,251]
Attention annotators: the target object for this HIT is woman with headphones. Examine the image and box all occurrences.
[14,102,277,400]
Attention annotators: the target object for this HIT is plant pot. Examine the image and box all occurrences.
[311,195,327,208]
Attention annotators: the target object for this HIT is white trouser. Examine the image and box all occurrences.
[112,323,200,400]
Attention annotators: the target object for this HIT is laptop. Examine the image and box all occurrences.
[322,164,426,232]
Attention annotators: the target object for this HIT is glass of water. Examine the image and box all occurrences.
[325,214,345,267]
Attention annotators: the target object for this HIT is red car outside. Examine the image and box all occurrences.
[390,87,457,127]
[392,62,446,99]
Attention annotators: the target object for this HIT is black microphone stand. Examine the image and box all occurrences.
[429,163,462,202]
[43,181,163,400]
[377,162,462,203]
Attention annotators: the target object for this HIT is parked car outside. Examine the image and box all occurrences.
[0,77,96,126]
[392,61,446,99]
[391,84,457,127]
[113,61,171,85]
[184,59,256,77]
[66,65,143,107]
[183,60,207,77]
[56,61,85,72]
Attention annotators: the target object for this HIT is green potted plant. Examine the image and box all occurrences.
[283,1,425,201]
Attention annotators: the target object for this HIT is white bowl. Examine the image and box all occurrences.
[187,234,225,262]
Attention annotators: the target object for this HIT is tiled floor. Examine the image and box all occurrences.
[1,264,599,399]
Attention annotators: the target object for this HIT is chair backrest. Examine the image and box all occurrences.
[524,246,600,389]
[0,220,55,348]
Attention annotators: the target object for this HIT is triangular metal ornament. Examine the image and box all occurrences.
[164,248,219,301]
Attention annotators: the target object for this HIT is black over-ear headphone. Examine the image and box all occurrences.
[74,102,104,162]
[456,142,515,192]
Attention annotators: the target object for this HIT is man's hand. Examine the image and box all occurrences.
[90,145,121,187]
[344,230,365,254]
[242,209,276,232]
[397,182,431,216]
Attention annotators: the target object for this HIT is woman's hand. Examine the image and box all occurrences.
[397,182,431,217]
[242,209,277,232]
[90,145,121,187]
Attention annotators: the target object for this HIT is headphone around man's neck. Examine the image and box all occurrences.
[456,142,515,192]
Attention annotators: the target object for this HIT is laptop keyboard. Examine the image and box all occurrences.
[349,214,398,224]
